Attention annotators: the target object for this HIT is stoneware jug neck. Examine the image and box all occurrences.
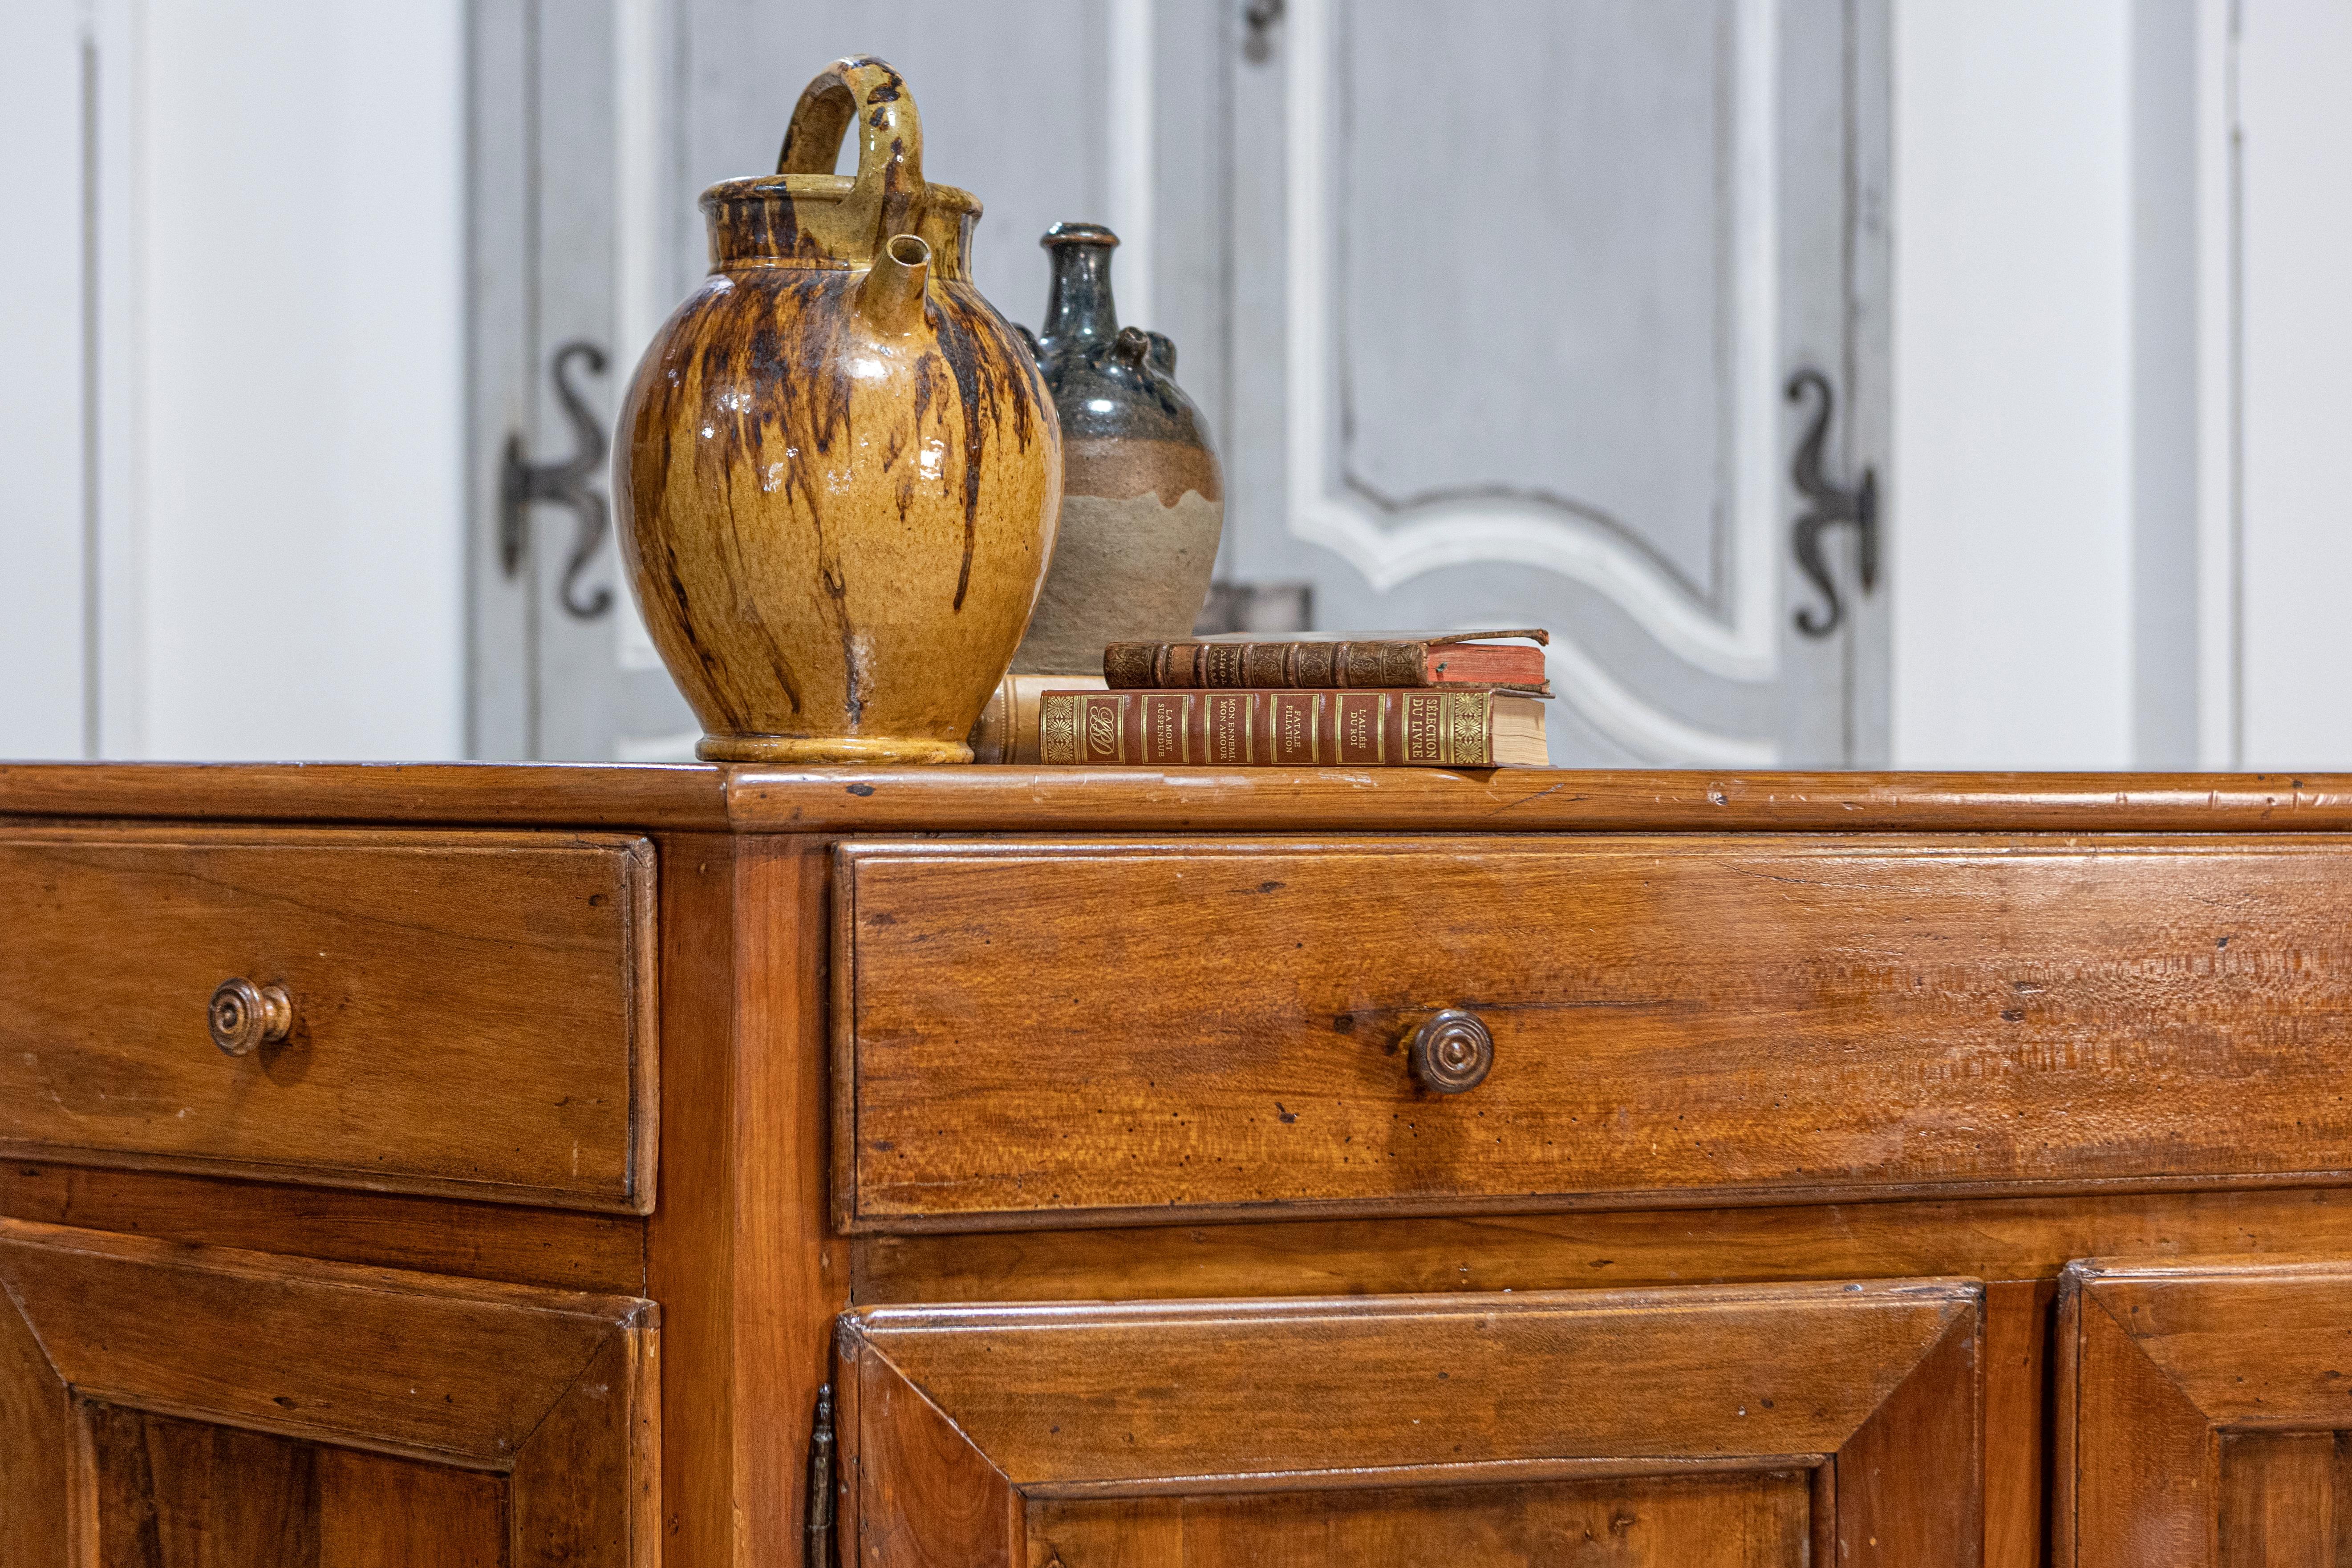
[1038,223,1120,358]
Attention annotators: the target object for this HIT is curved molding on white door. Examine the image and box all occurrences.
[1283,0,1783,687]
[1544,636,1780,766]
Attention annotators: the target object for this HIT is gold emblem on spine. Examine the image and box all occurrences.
[1449,692,1489,766]
[1041,694,1079,764]
[1084,697,1119,762]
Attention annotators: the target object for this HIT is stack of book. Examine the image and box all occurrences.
[973,630,1553,767]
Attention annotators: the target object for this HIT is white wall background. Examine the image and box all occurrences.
[0,0,464,762]
[1890,0,2135,769]
[2237,0,2352,769]
[1890,0,2352,770]
[0,2,90,758]
[1,0,2346,770]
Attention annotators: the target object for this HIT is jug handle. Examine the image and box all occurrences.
[777,56,924,203]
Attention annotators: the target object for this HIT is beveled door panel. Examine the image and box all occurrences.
[837,1279,1983,1566]
[1228,0,1890,765]
[1026,1474,1809,1567]
[0,1218,658,1567]
[2059,1258,2352,1566]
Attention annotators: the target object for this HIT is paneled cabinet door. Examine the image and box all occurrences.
[2058,1258,2352,1566]
[0,1218,658,1566]
[835,1280,1982,1567]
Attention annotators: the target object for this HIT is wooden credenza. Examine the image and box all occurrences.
[7,762,2352,1566]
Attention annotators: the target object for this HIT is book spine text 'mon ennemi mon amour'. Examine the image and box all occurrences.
[1036,689,1507,767]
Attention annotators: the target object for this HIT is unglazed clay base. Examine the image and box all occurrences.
[694,734,975,765]
[1012,489,1225,675]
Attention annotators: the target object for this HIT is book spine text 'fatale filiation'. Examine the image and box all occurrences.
[1037,689,1500,767]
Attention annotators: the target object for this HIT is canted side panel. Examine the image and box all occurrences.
[841,835,2352,1228]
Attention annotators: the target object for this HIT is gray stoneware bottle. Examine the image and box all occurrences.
[1010,223,1224,676]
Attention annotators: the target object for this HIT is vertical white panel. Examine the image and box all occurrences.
[612,0,673,677]
[134,1,465,760]
[2238,0,2352,769]
[2194,0,2239,767]
[1107,0,1156,330]
[2131,0,2201,768]
[0,4,90,757]
[92,0,146,758]
[1890,0,2133,768]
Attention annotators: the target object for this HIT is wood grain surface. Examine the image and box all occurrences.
[2057,1256,2352,1567]
[88,1405,508,1568]
[0,761,730,828]
[842,1279,1981,1567]
[850,1187,2352,1303]
[0,1161,646,1295]
[0,827,657,1211]
[13,762,2352,1563]
[8,762,2352,838]
[1023,1473,1813,1568]
[0,1216,658,1567]
[644,834,847,1568]
[839,835,2352,1229]
[733,767,2352,835]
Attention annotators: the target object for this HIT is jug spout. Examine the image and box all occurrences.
[856,234,932,337]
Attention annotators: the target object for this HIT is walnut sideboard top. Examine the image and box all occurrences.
[7,761,2352,1568]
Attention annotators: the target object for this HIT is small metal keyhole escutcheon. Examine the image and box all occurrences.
[1407,1009,1494,1094]
[209,978,294,1057]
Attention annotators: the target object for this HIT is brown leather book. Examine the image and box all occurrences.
[1102,629,1552,695]
[1036,689,1547,768]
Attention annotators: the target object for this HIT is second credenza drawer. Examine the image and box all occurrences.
[0,828,657,1211]
[835,835,2352,1230]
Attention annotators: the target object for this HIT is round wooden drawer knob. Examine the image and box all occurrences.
[1407,1009,1493,1094]
[208,977,293,1057]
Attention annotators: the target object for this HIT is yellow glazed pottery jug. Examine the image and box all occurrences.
[615,57,1061,762]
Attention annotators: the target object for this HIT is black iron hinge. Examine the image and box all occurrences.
[1786,368,1880,638]
[501,338,614,620]
[804,1383,835,1568]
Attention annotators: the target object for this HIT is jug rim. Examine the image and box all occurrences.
[699,173,982,215]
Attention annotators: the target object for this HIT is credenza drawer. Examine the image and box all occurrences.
[834,835,2352,1231]
[0,829,657,1211]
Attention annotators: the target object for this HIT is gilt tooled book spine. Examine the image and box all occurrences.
[1103,639,1432,689]
[1037,689,1500,767]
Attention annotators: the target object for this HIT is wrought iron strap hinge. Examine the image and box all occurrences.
[1786,368,1880,639]
[501,338,614,620]
[805,1383,835,1568]
[1242,0,1284,61]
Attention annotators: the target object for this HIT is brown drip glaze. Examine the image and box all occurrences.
[614,56,1061,763]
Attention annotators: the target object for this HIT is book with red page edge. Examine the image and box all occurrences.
[1101,629,1552,695]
